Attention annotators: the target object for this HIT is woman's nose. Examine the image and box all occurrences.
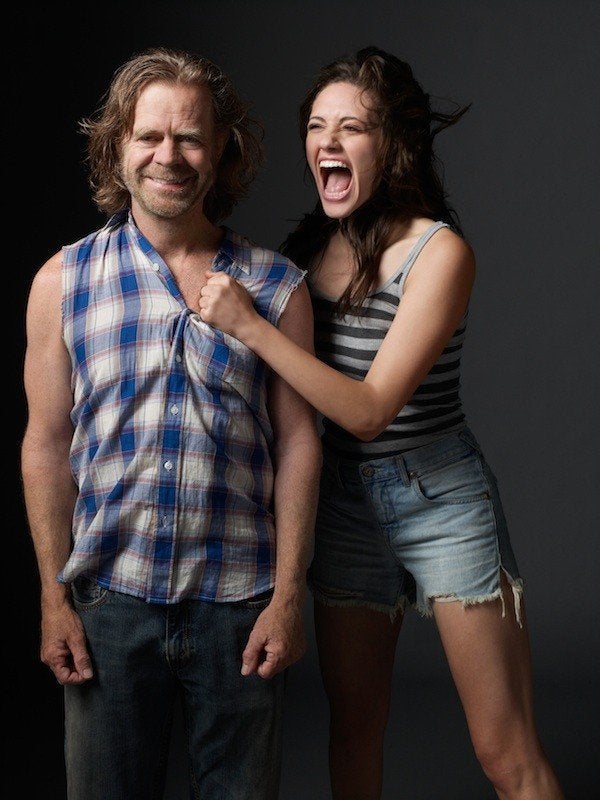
[319,128,341,151]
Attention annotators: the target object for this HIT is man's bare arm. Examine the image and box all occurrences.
[241,281,322,679]
[21,252,93,684]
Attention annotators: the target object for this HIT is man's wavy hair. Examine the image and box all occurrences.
[79,47,264,223]
[281,46,470,314]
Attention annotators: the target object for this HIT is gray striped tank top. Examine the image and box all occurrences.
[309,221,467,458]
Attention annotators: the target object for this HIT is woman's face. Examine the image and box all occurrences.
[305,81,383,219]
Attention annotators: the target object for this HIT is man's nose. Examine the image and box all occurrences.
[154,137,182,165]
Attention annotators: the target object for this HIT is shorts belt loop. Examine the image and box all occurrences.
[395,454,411,487]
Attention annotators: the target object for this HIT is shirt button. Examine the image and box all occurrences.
[361,465,375,477]
[175,354,182,363]
[162,516,169,526]
[164,460,173,471]
[152,262,160,271]
[170,405,179,415]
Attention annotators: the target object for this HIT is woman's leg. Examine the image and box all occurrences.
[314,600,403,800]
[433,573,564,800]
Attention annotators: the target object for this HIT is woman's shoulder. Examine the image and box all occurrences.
[383,217,473,274]
[432,226,473,262]
[401,218,475,292]
[429,225,474,272]
[410,217,474,264]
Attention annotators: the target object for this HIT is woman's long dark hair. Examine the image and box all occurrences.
[281,46,470,314]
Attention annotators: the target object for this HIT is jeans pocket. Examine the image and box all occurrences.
[239,589,274,610]
[71,576,110,609]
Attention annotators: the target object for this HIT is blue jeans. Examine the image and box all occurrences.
[65,579,284,800]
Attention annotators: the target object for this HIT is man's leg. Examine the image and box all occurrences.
[64,578,176,800]
[181,593,285,800]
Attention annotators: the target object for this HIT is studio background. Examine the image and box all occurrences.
[7,1,599,797]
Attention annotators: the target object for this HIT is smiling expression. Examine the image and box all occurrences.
[121,81,226,222]
[305,81,383,219]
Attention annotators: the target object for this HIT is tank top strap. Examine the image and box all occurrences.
[397,221,450,294]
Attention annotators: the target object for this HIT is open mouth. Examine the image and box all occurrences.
[319,160,353,200]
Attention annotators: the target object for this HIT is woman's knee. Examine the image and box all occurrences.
[472,728,543,791]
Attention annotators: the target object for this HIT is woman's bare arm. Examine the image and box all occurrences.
[199,231,475,441]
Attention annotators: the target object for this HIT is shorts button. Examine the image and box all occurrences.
[361,465,375,477]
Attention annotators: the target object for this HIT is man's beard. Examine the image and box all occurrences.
[123,167,214,219]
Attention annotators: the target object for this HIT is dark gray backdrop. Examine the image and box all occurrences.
[8,1,599,797]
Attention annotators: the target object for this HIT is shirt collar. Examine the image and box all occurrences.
[214,226,252,276]
[106,212,252,276]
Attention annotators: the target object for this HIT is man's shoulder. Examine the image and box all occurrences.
[223,228,305,281]
[63,212,127,263]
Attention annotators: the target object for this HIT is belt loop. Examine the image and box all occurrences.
[395,454,410,487]
[328,452,344,489]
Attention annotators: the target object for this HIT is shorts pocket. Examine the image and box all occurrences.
[410,451,490,506]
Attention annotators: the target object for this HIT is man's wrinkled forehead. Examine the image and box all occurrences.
[127,79,218,130]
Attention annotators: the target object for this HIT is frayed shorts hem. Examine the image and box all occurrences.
[309,581,410,623]
[413,570,524,626]
[310,569,524,627]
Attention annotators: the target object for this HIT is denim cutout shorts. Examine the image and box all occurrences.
[308,427,524,623]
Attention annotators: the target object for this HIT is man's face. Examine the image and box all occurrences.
[121,81,226,221]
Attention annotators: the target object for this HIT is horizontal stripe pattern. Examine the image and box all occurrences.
[311,221,468,458]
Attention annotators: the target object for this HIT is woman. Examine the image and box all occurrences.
[199,47,564,799]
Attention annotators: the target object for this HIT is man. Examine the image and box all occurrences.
[21,47,321,800]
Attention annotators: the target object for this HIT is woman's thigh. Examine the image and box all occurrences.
[433,574,539,755]
[314,600,403,724]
